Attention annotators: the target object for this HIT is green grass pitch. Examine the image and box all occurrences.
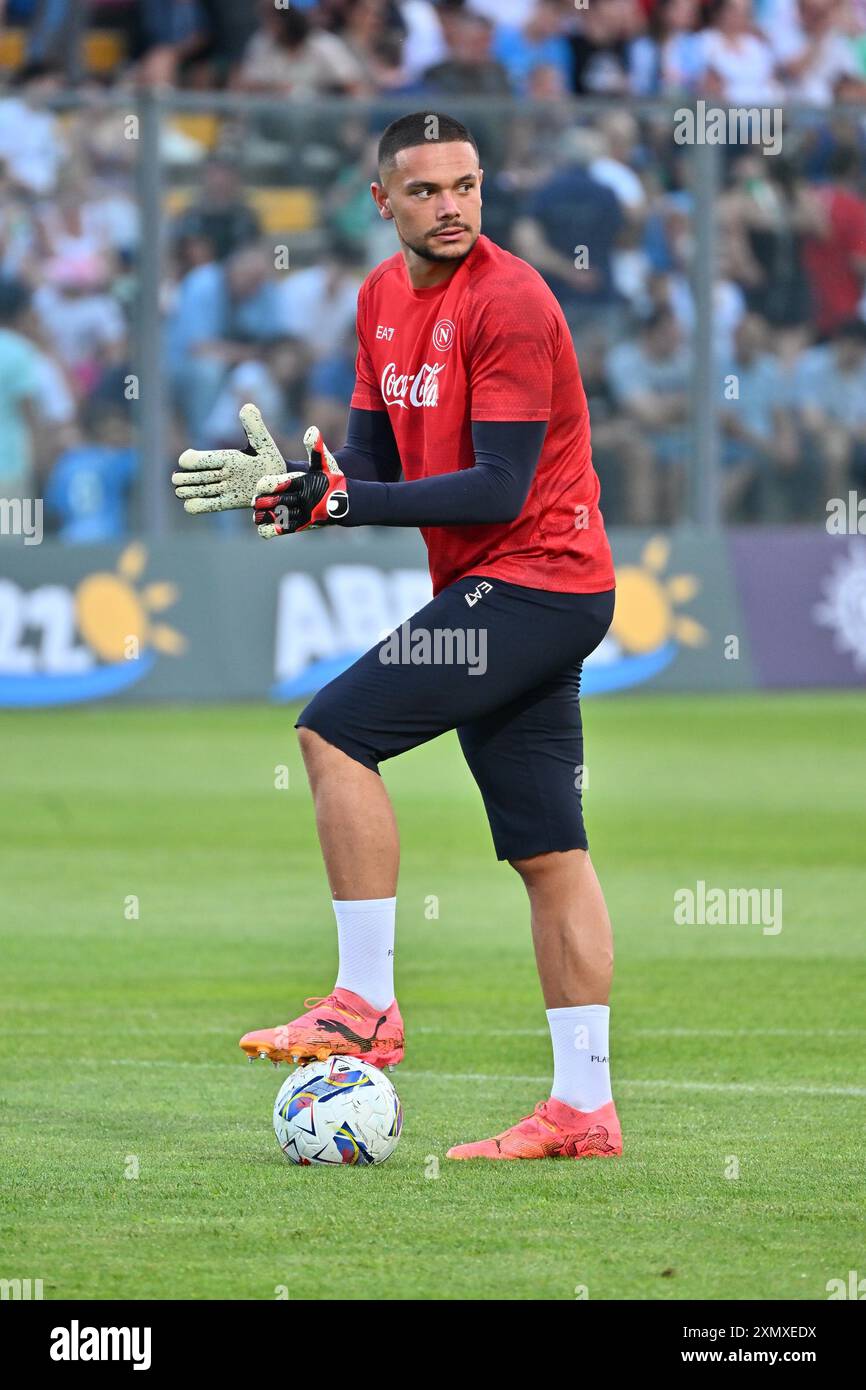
[1,693,864,1301]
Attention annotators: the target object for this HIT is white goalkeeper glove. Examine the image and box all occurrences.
[172,403,290,514]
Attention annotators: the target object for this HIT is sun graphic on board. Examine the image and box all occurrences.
[73,542,186,664]
[610,536,706,654]
[813,542,866,671]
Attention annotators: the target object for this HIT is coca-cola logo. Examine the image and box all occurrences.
[381,361,445,409]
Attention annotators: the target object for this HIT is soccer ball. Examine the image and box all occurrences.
[273,1055,403,1166]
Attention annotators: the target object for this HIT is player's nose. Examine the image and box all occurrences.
[435,194,460,219]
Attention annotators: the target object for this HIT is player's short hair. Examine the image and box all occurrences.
[377,112,479,181]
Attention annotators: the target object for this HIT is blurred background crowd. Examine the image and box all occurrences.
[2,0,866,537]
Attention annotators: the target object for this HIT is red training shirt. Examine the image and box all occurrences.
[350,233,615,596]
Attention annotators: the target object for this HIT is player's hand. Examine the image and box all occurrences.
[254,426,349,537]
[172,404,289,513]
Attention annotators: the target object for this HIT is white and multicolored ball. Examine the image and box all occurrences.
[273,1055,403,1166]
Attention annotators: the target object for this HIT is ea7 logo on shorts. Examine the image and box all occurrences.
[432,319,455,351]
[465,581,493,606]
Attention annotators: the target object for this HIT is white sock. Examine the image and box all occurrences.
[333,897,396,1010]
[546,1004,613,1112]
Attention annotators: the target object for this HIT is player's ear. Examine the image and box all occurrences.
[371,182,393,221]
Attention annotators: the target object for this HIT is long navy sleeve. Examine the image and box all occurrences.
[338,414,548,527]
[333,406,403,483]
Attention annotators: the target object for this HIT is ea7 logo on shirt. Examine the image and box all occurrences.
[465,580,493,607]
[432,318,455,351]
[376,325,395,340]
[381,361,445,409]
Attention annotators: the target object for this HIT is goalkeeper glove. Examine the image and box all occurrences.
[172,403,290,513]
[254,426,349,537]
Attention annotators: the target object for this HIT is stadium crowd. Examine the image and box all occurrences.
[2,0,866,535]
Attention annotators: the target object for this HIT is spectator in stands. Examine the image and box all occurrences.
[798,318,866,500]
[171,156,261,261]
[44,402,137,543]
[420,12,512,170]
[201,338,305,451]
[0,158,39,279]
[569,0,634,96]
[170,239,288,443]
[432,0,475,54]
[325,130,397,264]
[173,0,261,89]
[0,62,65,195]
[589,110,647,223]
[492,0,573,96]
[35,165,127,271]
[801,145,866,337]
[577,329,657,523]
[421,11,512,92]
[32,252,126,399]
[526,58,570,99]
[499,65,575,194]
[0,279,42,503]
[661,239,747,363]
[700,0,783,103]
[130,0,213,89]
[233,3,366,96]
[629,0,705,95]
[165,231,229,444]
[605,307,691,522]
[717,154,815,329]
[512,127,625,342]
[719,312,798,520]
[397,0,449,82]
[225,242,286,342]
[275,238,361,361]
[337,0,409,90]
[773,0,866,105]
[467,0,536,25]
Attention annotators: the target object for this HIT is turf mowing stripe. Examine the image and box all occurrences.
[3,1024,866,1039]
[47,1056,866,1097]
[412,1026,866,1039]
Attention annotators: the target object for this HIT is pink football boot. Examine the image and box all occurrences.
[240,987,404,1069]
[447,1097,622,1160]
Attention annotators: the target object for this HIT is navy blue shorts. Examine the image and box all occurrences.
[296,575,615,861]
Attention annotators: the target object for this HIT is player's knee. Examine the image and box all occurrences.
[296,686,344,749]
[508,851,550,883]
[296,721,345,768]
[508,848,588,883]
[296,723,327,762]
[296,701,382,778]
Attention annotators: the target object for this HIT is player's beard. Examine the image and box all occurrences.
[396,219,478,264]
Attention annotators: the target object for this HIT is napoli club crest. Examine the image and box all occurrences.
[432,319,455,351]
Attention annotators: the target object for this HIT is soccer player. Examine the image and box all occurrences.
[173,112,620,1161]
